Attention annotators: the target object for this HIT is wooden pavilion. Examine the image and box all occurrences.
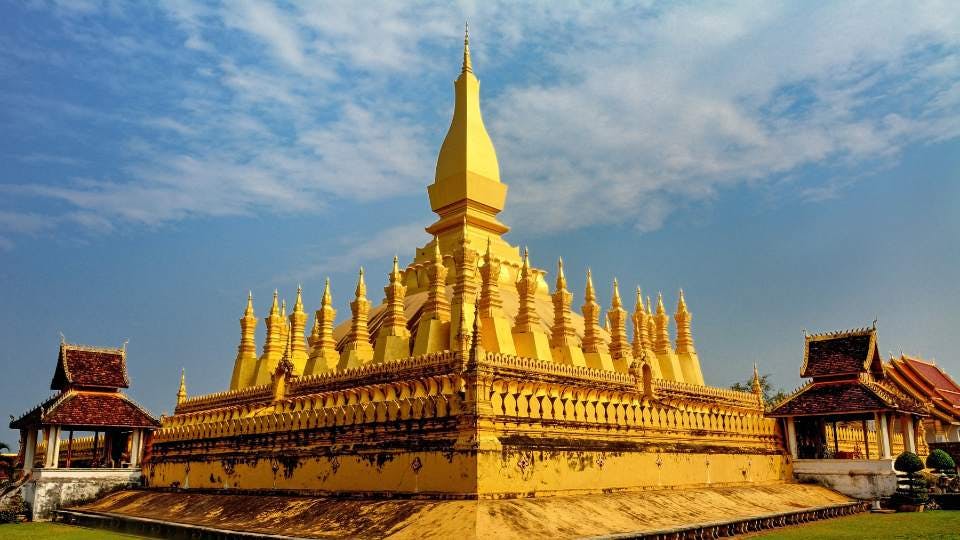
[8,340,159,519]
[769,327,927,461]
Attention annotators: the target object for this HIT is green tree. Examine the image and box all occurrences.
[731,373,787,404]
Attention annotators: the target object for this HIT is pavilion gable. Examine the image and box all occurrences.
[51,343,129,391]
[800,328,881,379]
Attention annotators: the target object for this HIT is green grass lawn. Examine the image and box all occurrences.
[0,522,146,539]
[752,510,960,539]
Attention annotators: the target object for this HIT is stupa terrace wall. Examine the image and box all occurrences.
[145,350,787,496]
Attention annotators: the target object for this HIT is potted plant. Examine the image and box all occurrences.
[927,449,959,510]
[892,451,928,512]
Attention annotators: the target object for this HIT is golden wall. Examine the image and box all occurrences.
[145,351,788,497]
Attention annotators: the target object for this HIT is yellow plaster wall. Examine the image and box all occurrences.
[144,449,789,496]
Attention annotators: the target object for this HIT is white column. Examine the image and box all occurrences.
[905,417,917,453]
[54,427,62,467]
[43,427,55,468]
[22,429,38,474]
[129,430,141,468]
[786,417,798,458]
[878,413,891,459]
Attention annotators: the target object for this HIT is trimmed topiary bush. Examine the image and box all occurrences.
[895,451,924,474]
[893,452,929,510]
[926,449,956,473]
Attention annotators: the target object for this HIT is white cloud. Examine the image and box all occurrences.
[277,221,429,283]
[3,1,960,246]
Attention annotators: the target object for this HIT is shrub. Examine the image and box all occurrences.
[926,449,956,473]
[895,451,924,474]
[893,452,929,507]
[0,493,27,523]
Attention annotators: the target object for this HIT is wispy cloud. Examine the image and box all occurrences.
[276,221,429,284]
[2,1,959,248]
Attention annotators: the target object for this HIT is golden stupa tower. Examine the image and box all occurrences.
[145,29,781,508]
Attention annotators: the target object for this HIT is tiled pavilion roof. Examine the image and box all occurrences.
[886,354,960,424]
[10,389,159,430]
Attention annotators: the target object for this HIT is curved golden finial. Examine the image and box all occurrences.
[677,288,688,314]
[635,286,644,314]
[280,298,287,318]
[293,283,304,312]
[177,367,187,404]
[432,235,442,262]
[555,257,566,291]
[751,362,763,398]
[656,291,666,314]
[391,255,401,280]
[520,246,530,275]
[355,267,366,298]
[462,21,473,74]
[585,268,595,301]
[244,290,255,317]
[611,278,622,308]
[269,289,279,316]
[321,277,332,305]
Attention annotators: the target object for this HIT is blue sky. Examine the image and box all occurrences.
[1,1,959,444]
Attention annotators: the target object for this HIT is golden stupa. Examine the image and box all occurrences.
[146,28,785,502]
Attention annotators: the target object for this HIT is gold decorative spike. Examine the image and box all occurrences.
[632,287,646,357]
[304,278,339,375]
[582,269,614,371]
[462,21,472,74]
[511,248,552,361]
[374,256,411,363]
[673,289,704,384]
[427,30,508,241]
[477,237,515,354]
[176,368,187,405]
[450,223,479,351]
[512,248,538,332]
[230,291,259,390]
[631,287,662,379]
[654,292,671,355]
[413,237,452,355]
[280,298,289,343]
[652,292,687,383]
[253,290,286,385]
[272,331,295,403]
[606,278,633,373]
[287,284,308,375]
[423,237,450,322]
[551,257,585,367]
[339,268,374,369]
[674,289,695,354]
[478,238,503,318]
[646,296,656,347]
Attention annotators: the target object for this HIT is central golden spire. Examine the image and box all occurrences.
[427,25,508,240]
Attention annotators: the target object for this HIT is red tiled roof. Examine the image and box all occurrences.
[801,328,880,378]
[903,358,960,407]
[10,390,159,429]
[51,344,129,390]
[769,381,891,416]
